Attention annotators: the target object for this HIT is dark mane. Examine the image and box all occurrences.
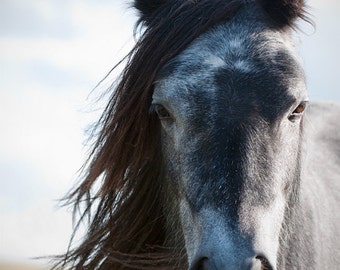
[54,1,310,269]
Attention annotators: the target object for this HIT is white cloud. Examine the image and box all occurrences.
[0,0,75,39]
[0,79,92,265]
[0,1,137,263]
[0,199,75,264]
[0,1,136,82]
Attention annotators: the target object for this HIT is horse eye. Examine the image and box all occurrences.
[289,101,308,121]
[293,103,306,114]
[153,104,171,119]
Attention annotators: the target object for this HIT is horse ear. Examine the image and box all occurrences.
[261,0,307,27]
[133,0,169,24]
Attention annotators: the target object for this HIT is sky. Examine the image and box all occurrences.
[0,0,339,267]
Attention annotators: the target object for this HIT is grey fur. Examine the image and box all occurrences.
[152,4,340,270]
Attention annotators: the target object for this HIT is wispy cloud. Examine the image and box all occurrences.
[0,1,136,263]
[0,1,136,81]
[0,0,75,39]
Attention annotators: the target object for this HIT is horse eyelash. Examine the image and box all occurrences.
[293,101,309,114]
[150,104,172,119]
[288,101,309,122]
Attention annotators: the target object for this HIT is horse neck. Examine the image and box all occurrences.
[278,132,339,269]
[276,138,316,269]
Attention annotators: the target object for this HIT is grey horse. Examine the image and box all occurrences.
[55,0,340,269]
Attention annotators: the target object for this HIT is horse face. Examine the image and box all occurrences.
[152,21,307,269]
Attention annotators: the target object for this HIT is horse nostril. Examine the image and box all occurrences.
[191,257,209,270]
[191,255,273,270]
[256,255,274,270]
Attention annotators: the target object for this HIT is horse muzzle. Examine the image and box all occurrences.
[189,254,274,270]
[180,206,278,270]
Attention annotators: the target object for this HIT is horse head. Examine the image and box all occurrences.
[139,0,308,269]
[56,1,318,269]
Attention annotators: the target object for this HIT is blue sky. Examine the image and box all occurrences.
[0,0,339,266]
[299,0,340,101]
